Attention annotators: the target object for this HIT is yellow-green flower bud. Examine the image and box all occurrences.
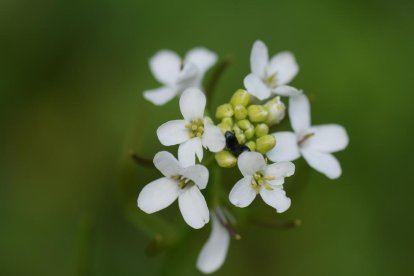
[232,125,242,134]
[237,119,252,130]
[222,117,233,126]
[244,127,255,139]
[245,140,256,151]
[215,151,237,168]
[218,122,232,133]
[247,105,269,123]
[256,135,276,153]
[230,89,250,107]
[264,96,286,126]
[234,105,247,120]
[236,133,246,144]
[255,123,269,137]
[216,104,234,119]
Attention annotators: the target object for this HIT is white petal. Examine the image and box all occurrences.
[149,50,181,85]
[301,148,342,179]
[266,132,301,162]
[268,51,299,85]
[259,187,291,213]
[289,94,311,134]
[196,213,230,274]
[181,164,209,190]
[250,40,268,78]
[179,88,206,121]
[265,161,295,180]
[137,177,180,214]
[143,86,177,106]
[238,151,266,177]
[306,124,349,153]
[229,176,256,208]
[272,85,302,97]
[185,47,217,75]
[178,185,209,229]
[175,62,199,90]
[202,122,225,152]
[157,120,189,146]
[243,74,271,100]
[178,137,204,167]
[153,151,182,177]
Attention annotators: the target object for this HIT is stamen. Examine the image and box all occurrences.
[298,132,315,145]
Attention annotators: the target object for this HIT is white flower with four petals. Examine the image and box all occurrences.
[157,88,226,167]
[266,94,349,179]
[229,152,294,213]
[244,40,301,100]
[144,48,217,105]
[137,151,210,229]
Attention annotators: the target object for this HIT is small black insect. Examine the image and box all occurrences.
[225,131,250,157]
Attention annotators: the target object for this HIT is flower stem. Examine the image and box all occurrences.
[129,150,153,168]
[205,56,232,112]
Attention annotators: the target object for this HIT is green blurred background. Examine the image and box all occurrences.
[1,0,413,275]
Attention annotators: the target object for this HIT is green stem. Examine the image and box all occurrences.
[129,150,153,168]
[205,56,232,112]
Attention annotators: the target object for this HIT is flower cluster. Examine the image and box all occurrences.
[136,40,349,274]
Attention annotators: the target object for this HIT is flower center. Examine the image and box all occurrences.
[171,175,194,189]
[298,132,315,145]
[185,118,205,139]
[251,171,275,194]
[265,73,278,88]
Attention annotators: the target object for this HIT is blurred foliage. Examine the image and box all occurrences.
[0,0,414,275]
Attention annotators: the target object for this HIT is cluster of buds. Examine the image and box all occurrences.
[136,40,349,274]
[215,89,285,167]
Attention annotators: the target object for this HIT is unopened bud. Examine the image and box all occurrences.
[237,119,252,130]
[264,96,286,126]
[244,127,255,139]
[230,89,250,107]
[245,141,256,151]
[218,122,232,133]
[216,104,234,119]
[255,123,269,137]
[247,105,269,123]
[256,135,276,153]
[215,151,237,168]
[235,133,246,144]
[232,125,242,135]
[234,105,247,120]
[222,117,233,126]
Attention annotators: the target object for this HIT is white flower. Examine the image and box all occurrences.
[144,47,217,105]
[229,152,294,213]
[196,211,230,274]
[157,88,226,167]
[266,94,349,179]
[244,40,301,100]
[137,151,210,229]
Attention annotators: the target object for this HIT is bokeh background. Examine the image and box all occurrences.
[1,0,414,275]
